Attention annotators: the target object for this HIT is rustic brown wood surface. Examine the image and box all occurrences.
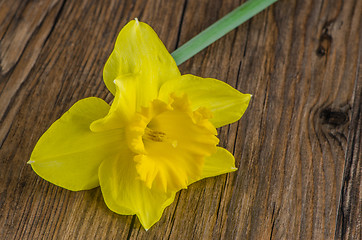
[0,0,360,239]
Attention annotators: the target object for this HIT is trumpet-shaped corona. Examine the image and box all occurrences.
[127,94,219,192]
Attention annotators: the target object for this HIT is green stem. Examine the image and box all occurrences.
[171,0,277,65]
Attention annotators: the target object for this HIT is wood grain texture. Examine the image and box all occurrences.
[335,48,361,240]
[0,0,360,239]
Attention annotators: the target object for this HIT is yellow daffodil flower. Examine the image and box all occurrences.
[28,19,251,230]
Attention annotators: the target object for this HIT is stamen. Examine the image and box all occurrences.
[143,127,166,142]
[143,127,179,148]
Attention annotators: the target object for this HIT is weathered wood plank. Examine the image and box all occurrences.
[0,0,65,147]
[0,0,62,75]
[0,0,360,239]
[335,49,361,239]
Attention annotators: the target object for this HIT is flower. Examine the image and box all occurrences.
[28,19,251,230]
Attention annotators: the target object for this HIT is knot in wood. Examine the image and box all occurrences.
[319,108,349,126]
[316,26,332,57]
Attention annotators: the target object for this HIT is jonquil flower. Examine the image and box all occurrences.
[28,19,251,230]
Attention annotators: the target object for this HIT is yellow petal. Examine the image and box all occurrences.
[98,144,175,230]
[158,74,251,128]
[103,20,180,109]
[29,97,124,191]
[200,147,237,179]
[91,75,136,132]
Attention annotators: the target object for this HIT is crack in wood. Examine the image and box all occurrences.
[126,215,136,240]
[174,0,188,51]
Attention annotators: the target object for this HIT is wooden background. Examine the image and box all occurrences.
[0,0,360,239]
